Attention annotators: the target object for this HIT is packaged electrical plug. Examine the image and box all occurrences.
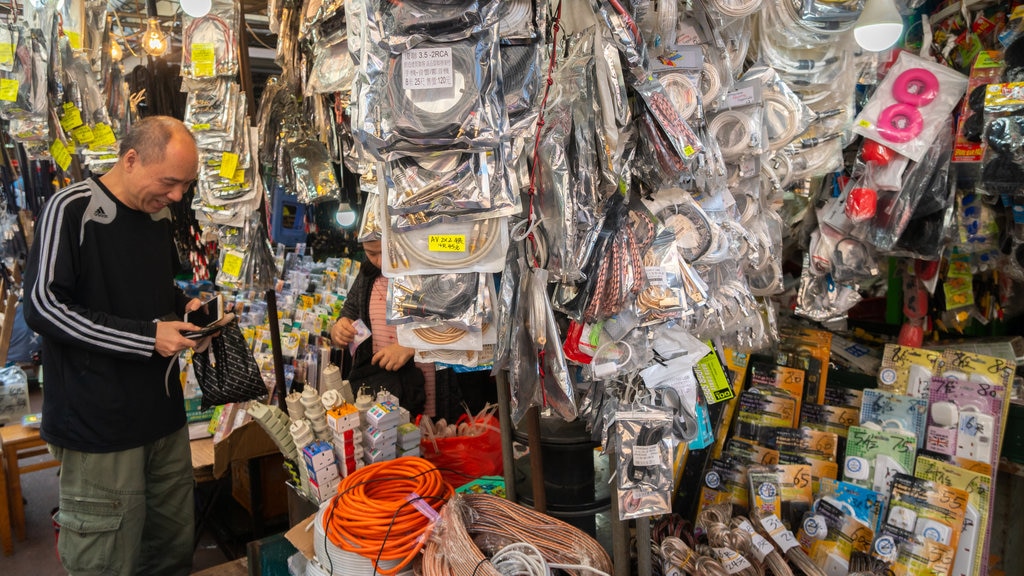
[925,349,1012,466]
[873,473,969,576]
[859,389,929,449]
[915,456,993,576]
[748,359,807,418]
[615,407,676,519]
[698,456,751,518]
[878,344,945,398]
[818,478,889,535]
[801,500,875,573]
[737,387,798,445]
[842,426,916,495]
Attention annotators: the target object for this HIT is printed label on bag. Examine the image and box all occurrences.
[221,251,244,279]
[0,78,18,101]
[66,31,82,51]
[219,152,238,179]
[60,102,83,132]
[645,266,666,285]
[428,234,466,252]
[402,47,453,90]
[192,43,216,77]
[90,123,117,148]
[0,43,13,67]
[50,140,72,171]
[72,124,95,144]
[632,443,661,467]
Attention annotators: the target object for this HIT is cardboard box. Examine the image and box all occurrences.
[213,419,280,479]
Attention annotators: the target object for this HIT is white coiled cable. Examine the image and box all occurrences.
[763,92,802,150]
[708,0,763,18]
[661,71,699,120]
[709,110,758,159]
[499,0,533,36]
[702,62,723,104]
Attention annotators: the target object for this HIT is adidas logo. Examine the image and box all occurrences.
[93,206,110,219]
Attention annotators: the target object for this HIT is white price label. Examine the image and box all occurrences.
[736,520,775,561]
[645,265,667,285]
[760,514,799,553]
[402,48,454,90]
[632,443,661,467]
[725,85,756,108]
[713,548,753,574]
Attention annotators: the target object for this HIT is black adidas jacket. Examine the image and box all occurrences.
[24,177,190,452]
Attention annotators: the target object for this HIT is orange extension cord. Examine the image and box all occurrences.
[323,456,454,575]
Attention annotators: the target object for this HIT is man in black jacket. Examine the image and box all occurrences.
[24,116,206,576]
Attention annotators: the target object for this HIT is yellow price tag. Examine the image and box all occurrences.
[219,152,238,179]
[427,234,466,252]
[192,123,211,131]
[683,145,695,157]
[90,123,117,148]
[0,43,13,67]
[221,251,244,278]
[231,168,245,184]
[50,140,72,171]
[191,43,216,77]
[66,31,82,51]
[0,78,18,102]
[857,119,872,129]
[72,124,95,144]
[59,103,83,132]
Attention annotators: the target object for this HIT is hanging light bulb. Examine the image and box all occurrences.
[180,0,212,17]
[854,0,904,52]
[110,40,123,61]
[142,18,168,57]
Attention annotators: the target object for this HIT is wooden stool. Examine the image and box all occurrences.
[1,424,60,556]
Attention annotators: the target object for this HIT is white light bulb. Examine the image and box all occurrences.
[180,0,212,18]
[142,18,168,57]
[335,203,358,229]
[854,0,904,52]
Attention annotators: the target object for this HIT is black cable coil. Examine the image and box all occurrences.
[386,41,487,141]
[500,43,540,117]
[377,0,495,37]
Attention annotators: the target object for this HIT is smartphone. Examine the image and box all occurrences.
[184,294,224,338]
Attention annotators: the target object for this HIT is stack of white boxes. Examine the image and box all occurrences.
[302,440,340,501]
[397,422,421,457]
[327,403,363,477]
[363,398,401,464]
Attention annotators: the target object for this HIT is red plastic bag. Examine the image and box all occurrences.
[420,414,503,489]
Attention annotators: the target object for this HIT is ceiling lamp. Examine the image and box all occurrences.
[181,0,212,18]
[142,18,168,56]
[335,203,358,229]
[854,0,904,52]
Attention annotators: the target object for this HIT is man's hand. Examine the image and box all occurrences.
[155,321,201,357]
[331,317,356,347]
[371,344,414,371]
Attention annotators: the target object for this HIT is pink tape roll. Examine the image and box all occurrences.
[891,67,940,107]
[876,103,924,143]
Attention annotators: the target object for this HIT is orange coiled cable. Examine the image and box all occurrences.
[323,456,454,576]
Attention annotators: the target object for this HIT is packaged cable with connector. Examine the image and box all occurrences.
[615,406,676,520]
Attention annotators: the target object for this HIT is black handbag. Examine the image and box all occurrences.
[191,320,268,409]
[348,359,426,416]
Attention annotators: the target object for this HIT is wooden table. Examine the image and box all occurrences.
[191,436,215,483]
[1,424,59,556]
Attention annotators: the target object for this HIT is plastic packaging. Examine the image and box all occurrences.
[853,52,968,162]
[615,407,676,519]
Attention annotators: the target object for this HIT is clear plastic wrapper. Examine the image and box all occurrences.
[181,0,240,79]
[594,0,646,69]
[290,137,342,204]
[384,147,518,219]
[708,79,765,161]
[795,253,862,323]
[636,229,690,324]
[852,52,968,163]
[386,272,486,328]
[359,28,507,157]
[357,189,383,242]
[0,24,48,121]
[977,83,1024,196]
[594,27,633,190]
[634,73,704,168]
[502,41,544,132]
[397,319,491,351]
[382,215,508,275]
[615,407,675,519]
[305,37,355,95]
[741,64,814,152]
[364,0,500,49]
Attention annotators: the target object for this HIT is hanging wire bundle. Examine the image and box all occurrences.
[421,493,613,576]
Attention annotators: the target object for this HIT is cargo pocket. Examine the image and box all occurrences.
[56,497,123,575]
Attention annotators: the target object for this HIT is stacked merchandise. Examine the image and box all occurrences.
[691,340,1015,576]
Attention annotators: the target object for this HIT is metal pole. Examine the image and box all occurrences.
[637,516,652,576]
[608,450,631,576]
[495,371,517,502]
[525,406,546,513]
